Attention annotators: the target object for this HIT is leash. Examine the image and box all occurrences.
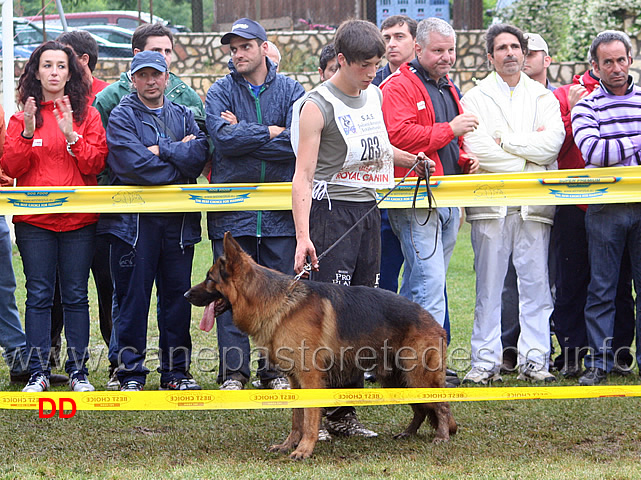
[294,157,436,282]
[409,167,439,261]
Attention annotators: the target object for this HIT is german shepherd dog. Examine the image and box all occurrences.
[185,232,457,460]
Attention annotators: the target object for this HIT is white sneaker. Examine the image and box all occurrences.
[220,378,244,390]
[22,372,50,392]
[462,366,502,385]
[70,371,95,392]
[517,362,557,383]
[251,377,291,390]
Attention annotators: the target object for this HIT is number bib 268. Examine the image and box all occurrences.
[317,84,394,189]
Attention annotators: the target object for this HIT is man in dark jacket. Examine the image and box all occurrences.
[99,51,208,391]
[205,18,305,390]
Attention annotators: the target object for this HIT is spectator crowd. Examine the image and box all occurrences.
[0,15,640,439]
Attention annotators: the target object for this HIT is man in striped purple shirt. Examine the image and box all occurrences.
[571,30,641,386]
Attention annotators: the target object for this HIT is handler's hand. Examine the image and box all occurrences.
[147,145,160,155]
[294,239,319,278]
[415,152,436,178]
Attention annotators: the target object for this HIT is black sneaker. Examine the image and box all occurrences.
[364,372,377,383]
[578,367,607,386]
[560,362,583,379]
[611,363,632,377]
[445,368,461,387]
[160,377,202,390]
[120,380,144,391]
[325,412,378,438]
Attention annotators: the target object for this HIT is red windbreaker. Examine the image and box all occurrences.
[380,62,466,178]
[553,70,600,171]
[1,101,108,231]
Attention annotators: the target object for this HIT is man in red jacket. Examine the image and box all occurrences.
[380,17,478,342]
[550,65,635,378]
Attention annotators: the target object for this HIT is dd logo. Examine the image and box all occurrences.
[38,398,77,419]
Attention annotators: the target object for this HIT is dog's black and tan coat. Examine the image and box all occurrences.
[185,232,457,460]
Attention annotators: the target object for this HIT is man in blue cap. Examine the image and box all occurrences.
[204,18,305,391]
[99,51,209,391]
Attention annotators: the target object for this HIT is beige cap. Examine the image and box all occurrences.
[525,33,549,55]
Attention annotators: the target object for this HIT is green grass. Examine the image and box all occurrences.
[1,222,640,479]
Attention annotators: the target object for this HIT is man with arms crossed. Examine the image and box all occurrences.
[571,31,641,385]
[460,24,564,384]
[205,18,305,391]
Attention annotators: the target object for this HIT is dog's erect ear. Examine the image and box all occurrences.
[222,231,243,270]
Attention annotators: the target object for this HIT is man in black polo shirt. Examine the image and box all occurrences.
[380,17,478,356]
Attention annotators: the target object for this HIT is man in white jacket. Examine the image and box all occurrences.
[460,24,565,384]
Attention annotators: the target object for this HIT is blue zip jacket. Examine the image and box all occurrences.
[205,58,305,240]
[98,92,209,247]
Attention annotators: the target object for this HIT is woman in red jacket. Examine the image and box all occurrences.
[1,41,108,393]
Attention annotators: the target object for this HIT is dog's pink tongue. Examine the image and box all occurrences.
[199,303,217,332]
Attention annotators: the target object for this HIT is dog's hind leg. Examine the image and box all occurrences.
[269,408,304,454]
[427,402,455,442]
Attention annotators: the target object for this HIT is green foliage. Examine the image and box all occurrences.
[483,0,498,28]
[499,0,641,61]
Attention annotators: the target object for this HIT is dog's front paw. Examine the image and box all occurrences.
[269,441,297,454]
[289,446,314,460]
[393,431,411,440]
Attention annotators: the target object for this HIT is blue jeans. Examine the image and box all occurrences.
[0,216,28,374]
[388,207,460,327]
[14,222,95,376]
[584,203,641,371]
[110,215,195,385]
[212,236,295,385]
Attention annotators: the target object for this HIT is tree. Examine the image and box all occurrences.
[498,0,641,61]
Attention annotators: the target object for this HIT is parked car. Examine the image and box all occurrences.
[25,10,190,33]
[0,38,36,58]
[78,25,133,45]
[0,18,132,58]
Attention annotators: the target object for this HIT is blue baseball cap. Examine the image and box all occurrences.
[221,18,268,45]
[130,50,168,75]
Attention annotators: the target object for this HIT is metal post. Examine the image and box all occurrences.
[55,0,68,32]
[1,0,16,119]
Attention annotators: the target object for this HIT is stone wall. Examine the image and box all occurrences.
[10,28,641,101]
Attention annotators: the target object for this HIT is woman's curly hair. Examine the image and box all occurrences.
[17,41,90,128]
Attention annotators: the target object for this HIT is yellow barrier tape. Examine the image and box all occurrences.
[1,166,640,215]
[2,385,640,411]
